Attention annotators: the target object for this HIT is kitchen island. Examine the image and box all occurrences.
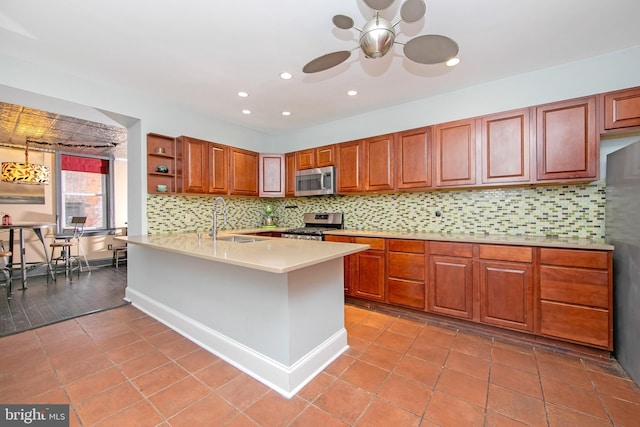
[121,232,368,398]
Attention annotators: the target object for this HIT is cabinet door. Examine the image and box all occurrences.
[428,255,473,319]
[259,153,285,197]
[354,250,386,301]
[208,143,228,194]
[336,140,364,193]
[603,87,640,131]
[479,260,533,331]
[396,127,432,190]
[315,145,335,167]
[481,109,532,184]
[296,149,315,170]
[229,147,259,196]
[434,119,477,187]
[182,137,208,193]
[365,134,395,191]
[536,97,597,181]
[285,152,296,196]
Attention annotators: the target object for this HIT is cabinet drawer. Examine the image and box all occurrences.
[353,237,385,250]
[388,239,425,254]
[540,266,609,308]
[388,252,425,281]
[540,300,609,348]
[478,244,532,263]
[388,278,425,309]
[540,248,608,269]
[429,241,473,257]
[324,235,351,243]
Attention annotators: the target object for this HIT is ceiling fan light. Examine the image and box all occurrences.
[359,17,395,59]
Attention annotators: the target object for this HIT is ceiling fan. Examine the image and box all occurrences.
[302,0,459,73]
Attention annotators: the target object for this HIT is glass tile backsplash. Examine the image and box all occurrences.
[147,182,606,239]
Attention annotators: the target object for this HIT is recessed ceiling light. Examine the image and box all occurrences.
[238,91,249,98]
[280,72,293,80]
[347,90,358,96]
[446,57,460,67]
[242,109,251,115]
[282,111,291,116]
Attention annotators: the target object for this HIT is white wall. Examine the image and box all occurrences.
[266,46,640,152]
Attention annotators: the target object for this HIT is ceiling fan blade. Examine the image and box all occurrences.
[363,0,395,11]
[302,51,352,73]
[400,0,426,23]
[333,14,354,30]
[403,34,459,64]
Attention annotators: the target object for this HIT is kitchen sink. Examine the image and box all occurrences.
[215,236,265,243]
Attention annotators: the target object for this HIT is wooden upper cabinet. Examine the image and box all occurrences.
[535,97,598,181]
[259,153,285,197]
[315,145,335,167]
[285,152,296,196]
[208,143,228,194]
[602,86,640,132]
[181,136,209,193]
[396,127,432,190]
[296,145,335,170]
[364,134,395,191]
[295,149,315,170]
[336,140,364,193]
[229,147,259,196]
[434,119,477,187]
[481,109,532,184]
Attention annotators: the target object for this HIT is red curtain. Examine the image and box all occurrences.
[61,155,109,174]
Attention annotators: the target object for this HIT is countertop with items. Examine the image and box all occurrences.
[321,229,614,251]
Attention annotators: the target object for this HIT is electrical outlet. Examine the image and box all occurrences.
[107,244,113,250]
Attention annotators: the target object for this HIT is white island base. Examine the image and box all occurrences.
[126,244,349,398]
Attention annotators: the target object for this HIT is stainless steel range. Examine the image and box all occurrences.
[281,213,343,241]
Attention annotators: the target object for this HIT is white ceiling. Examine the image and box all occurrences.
[1,0,640,136]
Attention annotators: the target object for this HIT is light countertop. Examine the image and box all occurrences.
[323,229,614,251]
[121,232,369,274]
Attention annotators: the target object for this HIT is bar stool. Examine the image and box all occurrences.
[0,249,12,299]
[111,226,127,268]
[48,216,87,281]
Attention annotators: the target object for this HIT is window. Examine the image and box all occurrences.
[56,153,114,233]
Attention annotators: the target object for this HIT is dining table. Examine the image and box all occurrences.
[0,222,56,290]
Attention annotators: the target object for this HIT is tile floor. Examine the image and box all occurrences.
[1,304,640,426]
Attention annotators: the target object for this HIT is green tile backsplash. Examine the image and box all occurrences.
[147,182,606,239]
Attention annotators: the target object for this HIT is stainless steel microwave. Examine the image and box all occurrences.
[295,166,336,196]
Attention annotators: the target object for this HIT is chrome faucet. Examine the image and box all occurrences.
[211,197,227,240]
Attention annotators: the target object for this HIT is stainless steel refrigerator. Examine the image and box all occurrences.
[606,139,640,386]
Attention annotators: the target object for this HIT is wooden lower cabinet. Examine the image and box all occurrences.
[428,255,474,319]
[338,236,612,350]
[387,239,426,309]
[428,242,474,319]
[479,260,533,331]
[538,248,612,350]
[478,244,533,332]
[352,237,386,301]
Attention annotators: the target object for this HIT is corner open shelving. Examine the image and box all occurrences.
[147,133,181,194]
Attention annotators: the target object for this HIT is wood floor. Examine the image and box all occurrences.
[0,265,128,337]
